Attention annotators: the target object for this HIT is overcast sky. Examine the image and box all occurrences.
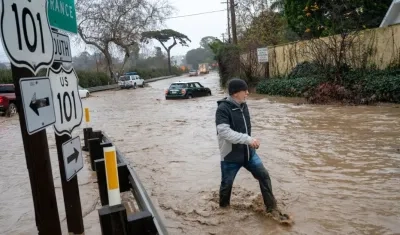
[0,0,227,62]
[166,0,226,56]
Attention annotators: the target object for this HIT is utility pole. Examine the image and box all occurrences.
[221,1,231,43]
[227,1,231,43]
[229,0,238,44]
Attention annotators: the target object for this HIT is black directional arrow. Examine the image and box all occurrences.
[67,148,79,164]
[29,93,50,116]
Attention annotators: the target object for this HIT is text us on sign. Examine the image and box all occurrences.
[48,66,83,136]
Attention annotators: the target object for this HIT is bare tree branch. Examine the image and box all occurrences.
[76,0,173,79]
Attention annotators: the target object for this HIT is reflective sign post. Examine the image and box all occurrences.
[51,61,85,234]
[1,0,62,233]
[11,64,62,234]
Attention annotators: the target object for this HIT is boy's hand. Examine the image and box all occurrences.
[250,138,260,149]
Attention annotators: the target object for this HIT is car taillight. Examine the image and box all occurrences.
[181,89,186,94]
[0,96,3,104]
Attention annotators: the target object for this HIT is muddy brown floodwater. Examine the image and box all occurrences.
[1,71,400,235]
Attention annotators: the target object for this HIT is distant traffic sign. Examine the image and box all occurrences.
[0,0,54,74]
[61,136,83,181]
[48,66,83,136]
[19,77,56,135]
[52,30,72,62]
[47,0,77,34]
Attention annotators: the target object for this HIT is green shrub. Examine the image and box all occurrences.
[288,61,323,79]
[256,76,320,97]
[0,69,12,84]
[256,68,400,104]
[0,68,111,87]
[213,44,241,87]
[0,67,184,87]
[77,71,111,87]
[360,74,400,103]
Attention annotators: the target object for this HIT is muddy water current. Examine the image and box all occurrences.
[0,72,399,234]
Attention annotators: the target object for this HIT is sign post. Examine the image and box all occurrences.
[11,65,63,234]
[49,61,84,234]
[19,77,56,134]
[0,0,62,233]
[62,136,84,182]
[48,0,84,231]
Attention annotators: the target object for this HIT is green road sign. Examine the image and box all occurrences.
[47,0,77,34]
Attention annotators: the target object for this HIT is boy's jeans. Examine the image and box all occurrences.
[219,153,277,211]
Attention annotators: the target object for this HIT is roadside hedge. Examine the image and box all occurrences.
[256,76,321,97]
[256,68,400,104]
[0,69,111,87]
[0,69,12,84]
[0,67,185,87]
[76,71,110,87]
[128,67,184,79]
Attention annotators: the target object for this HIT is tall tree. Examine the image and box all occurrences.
[141,29,191,74]
[185,48,214,68]
[236,0,268,37]
[239,10,298,48]
[284,0,392,38]
[200,36,218,50]
[76,0,172,79]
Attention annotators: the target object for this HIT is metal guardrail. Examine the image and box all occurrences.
[85,75,177,94]
[87,84,119,93]
[82,128,168,235]
[144,75,175,83]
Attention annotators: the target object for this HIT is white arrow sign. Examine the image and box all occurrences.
[19,77,56,135]
[47,66,83,136]
[0,0,54,74]
[62,136,83,181]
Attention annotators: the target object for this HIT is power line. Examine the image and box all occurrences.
[165,9,226,19]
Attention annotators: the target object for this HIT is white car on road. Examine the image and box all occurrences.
[119,74,145,89]
[78,85,90,98]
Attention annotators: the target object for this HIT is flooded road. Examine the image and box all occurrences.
[1,71,400,234]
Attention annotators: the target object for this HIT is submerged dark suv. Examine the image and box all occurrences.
[165,81,212,99]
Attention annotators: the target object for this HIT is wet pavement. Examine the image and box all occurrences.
[1,71,400,234]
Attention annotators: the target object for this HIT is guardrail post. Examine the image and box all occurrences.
[82,127,93,151]
[88,131,104,171]
[84,107,90,124]
[126,211,158,235]
[98,131,169,235]
[95,160,131,206]
[89,138,101,171]
[104,146,121,206]
[118,163,131,193]
[95,142,113,206]
[98,204,128,235]
[95,159,108,206]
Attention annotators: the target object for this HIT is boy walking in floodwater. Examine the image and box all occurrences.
[215,78,288,221]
